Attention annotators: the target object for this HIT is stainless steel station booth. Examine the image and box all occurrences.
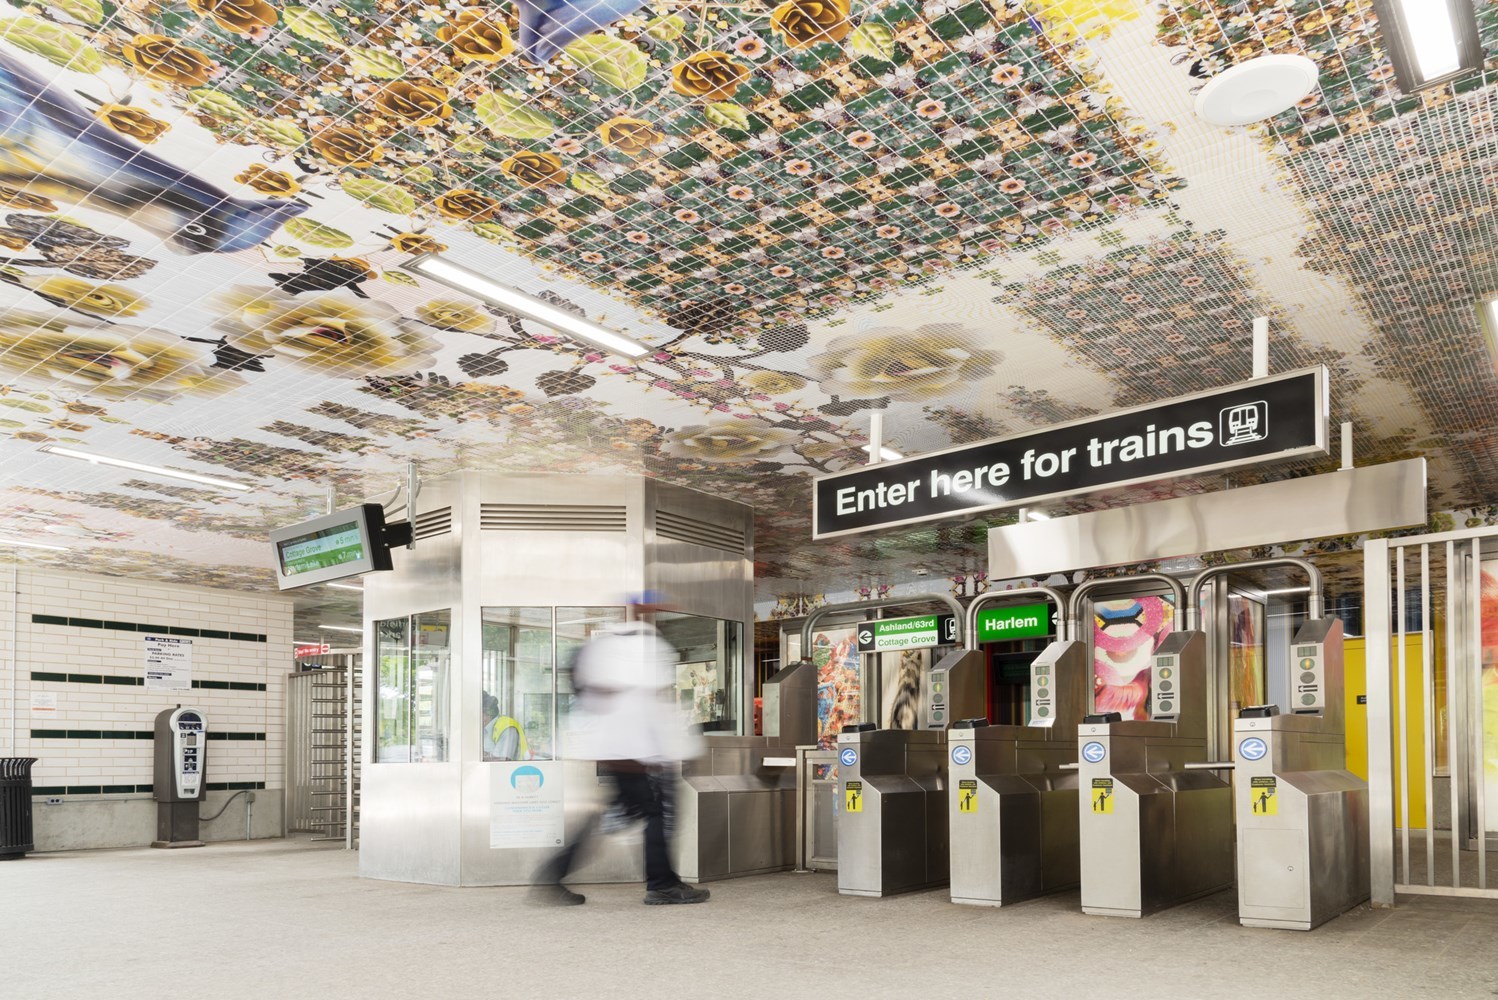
[359,471,755,887]
[1072,574,1236,919]
[791,595,985,898]
[947,586,1089,907]
[1181,562,1369,931]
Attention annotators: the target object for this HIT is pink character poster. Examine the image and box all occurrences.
[1093,596,1176,721]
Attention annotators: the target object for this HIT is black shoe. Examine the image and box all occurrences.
[644,884,710,905]
[531,884,585,906]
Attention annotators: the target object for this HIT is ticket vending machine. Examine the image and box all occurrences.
[947,640,1089,906]
[1231,618,1369,930]
[152,707,207,849]
[1076,631,1234,917]
[836,648,983,897]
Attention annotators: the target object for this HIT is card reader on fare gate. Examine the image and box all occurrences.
[152,707,208,848]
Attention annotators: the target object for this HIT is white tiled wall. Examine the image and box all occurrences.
[0,567,295,850]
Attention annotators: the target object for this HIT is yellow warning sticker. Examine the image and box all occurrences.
[958,779,978,814]
[1251,776,1278,816]
[1091,777,1114,815]
[845,780,863,813]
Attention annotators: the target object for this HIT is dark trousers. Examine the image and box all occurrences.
[537,766,680,891]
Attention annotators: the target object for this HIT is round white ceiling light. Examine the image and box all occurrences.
[1193,54,1320,127]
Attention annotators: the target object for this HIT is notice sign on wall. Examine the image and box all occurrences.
[490,762,564,849]
[144,635,193,691]
[813,367,1327,538]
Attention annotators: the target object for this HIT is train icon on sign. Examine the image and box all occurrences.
[1219,401,1268,446]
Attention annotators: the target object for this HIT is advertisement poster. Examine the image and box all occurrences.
[490,762,564,849]
[880,648,930,730]
[1093,596,1175,721]
[143,635,193,691]
[1229,594,1266,710]
[810,627,860,748]
[1481,560,1498,831]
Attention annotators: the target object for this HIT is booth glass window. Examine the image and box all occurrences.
[555,607,627,744]
[374,610,451,763]
[481,607,553,761]
[656,612,743,734]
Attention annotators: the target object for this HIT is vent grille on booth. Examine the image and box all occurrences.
[412,506,452,540]
[655,509,747,554]
[479,504,627,532]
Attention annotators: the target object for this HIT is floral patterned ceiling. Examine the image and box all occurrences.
[0,0,1495,632]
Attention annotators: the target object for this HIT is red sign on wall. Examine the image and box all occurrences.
[294,644,330,658]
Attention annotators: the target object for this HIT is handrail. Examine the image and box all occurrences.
[1067,574,1185,639]
[799,592,966,653]
[1185,557,1323,629]
[964,585,1070,648]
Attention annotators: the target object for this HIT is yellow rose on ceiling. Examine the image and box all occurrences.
[390,233,449,255]
[416,299,496,334]
[95,103,170,143]
[214,289,439,377]
[662,418,801,465]
[769,0,851,48]
[499,151,566,188]
[233,163,301,197]
[0,312,239,399]
[310,126,385,168]
[122,34,220,87]
[598,116,663,157]
[742,370,808,395]
[22,276,147,317]
[437,9,514,63]
[807,325,1003,402]
[0,183,55,212]
[185,0,277,37]
[434,188,501,221]
[671,51,750,100]
[371,80,453,126]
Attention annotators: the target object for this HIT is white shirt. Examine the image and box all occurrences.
[564,621,698,764]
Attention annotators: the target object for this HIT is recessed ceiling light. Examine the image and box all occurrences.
[1026,511,1052,521]
[325,582,364,592]
[1194,54,1320,127]
[0,536,69,551]
[1480,293,1498,360]
[1373,0,1482,93]
[1262,587,1311,595]
[39,445,248,492]
[860,444,904,461]
[401,254,650,359]
[319,624,364,633]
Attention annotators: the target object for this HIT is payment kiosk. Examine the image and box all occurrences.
[948,639,1088,906]
[152,706,207,849]
[836,647,985,897]
[1076,629,1234,917]
[1231,618,1369,930]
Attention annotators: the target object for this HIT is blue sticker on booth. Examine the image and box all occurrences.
[1081,741,1106,764]
[950,744,973,766]
[1239,737,1268,761]
[839,748,858,768]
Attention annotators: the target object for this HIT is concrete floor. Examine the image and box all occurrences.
[5,839,1498,1000]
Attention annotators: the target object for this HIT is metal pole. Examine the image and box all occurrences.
[1252,316,1269,379]
[1365,538,1396,906]
[1473,538,1486,889]
[799,593,967,655]
[1340,421,1354,471]
[6,557,15,756]
[1396,547,1409,883]
[1422,544,1434,884]
[1448,540,1461,888]
[965,585,1071,649]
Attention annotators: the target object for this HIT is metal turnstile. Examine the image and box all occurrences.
[836,648,983,897]
[675,660,815,882]
[1077,630,1234,917]
[1232,618,1369,930]
[948,640,1088,906]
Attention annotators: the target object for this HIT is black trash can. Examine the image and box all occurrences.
[0,757,38,859]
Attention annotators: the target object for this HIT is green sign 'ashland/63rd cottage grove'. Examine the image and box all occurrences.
[973,602,1055,643]
[856,614,958,653]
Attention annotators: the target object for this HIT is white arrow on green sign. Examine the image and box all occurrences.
[856,614,956,653]
[974,602,1053,643]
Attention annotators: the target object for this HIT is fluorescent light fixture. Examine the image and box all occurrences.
[1026,511,1052,521]
[0,536,68,551]
[860,445,904,461]
[1373,0,1482,92]
[1262,587,1311,595]
[318,624,364,633]
[401,253,650,359]
[1480,293,1498,361]
[39,445,248,492]
[325,582,364,592]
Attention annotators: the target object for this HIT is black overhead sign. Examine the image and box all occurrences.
[813,367,1328,539]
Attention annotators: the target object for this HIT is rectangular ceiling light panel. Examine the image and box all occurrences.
[1374,0,1483,92]
[401,254,651,359]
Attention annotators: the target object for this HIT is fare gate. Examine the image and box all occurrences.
[1366,527,1498,903]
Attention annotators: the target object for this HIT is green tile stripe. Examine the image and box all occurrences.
[30,730,266,741]
[30,781,265,796]
[29,671,266,692]
[31,614,266,643]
